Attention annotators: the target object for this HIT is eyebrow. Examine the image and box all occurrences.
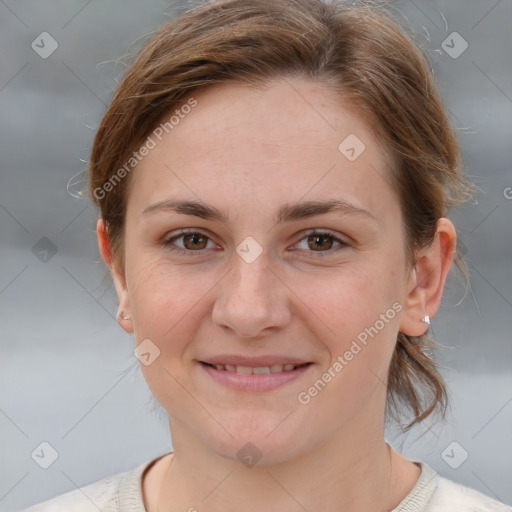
[142,198,376,224]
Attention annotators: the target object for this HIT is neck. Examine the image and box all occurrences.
[153,414,418,512]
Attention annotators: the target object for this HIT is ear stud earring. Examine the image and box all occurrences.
[118,310,131,321]
[421,315,430,325]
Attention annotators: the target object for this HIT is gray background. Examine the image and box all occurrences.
[1,1,511,510]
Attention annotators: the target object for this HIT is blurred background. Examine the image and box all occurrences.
[1,0,511,510]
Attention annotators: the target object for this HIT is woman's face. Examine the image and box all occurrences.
[111,77,417,463]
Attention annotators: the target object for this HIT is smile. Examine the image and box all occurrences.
[197,361,314,392]
[202,362,309,374]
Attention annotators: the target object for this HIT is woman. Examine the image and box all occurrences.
[23,0,511,510]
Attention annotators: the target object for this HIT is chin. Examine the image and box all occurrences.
[204,411,311,467]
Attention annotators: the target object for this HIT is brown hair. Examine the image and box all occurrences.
[88,0,473,429]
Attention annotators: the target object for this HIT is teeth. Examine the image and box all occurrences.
[252,366,271,374]
[207,363,303,374]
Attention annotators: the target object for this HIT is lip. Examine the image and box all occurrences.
[196,359,314,392]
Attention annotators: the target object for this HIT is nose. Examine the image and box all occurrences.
[211,253,292,338]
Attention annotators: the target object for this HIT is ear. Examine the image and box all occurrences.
[399,218,457,337]
[97,218,133,333]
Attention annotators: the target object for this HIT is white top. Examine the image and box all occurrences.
[21,453,512,512]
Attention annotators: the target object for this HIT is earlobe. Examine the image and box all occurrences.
[96,218,134,334]
[399,218,457,337]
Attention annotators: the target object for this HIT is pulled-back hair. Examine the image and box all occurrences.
[88,0,473,429]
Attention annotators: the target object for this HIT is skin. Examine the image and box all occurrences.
[97,77,457,512]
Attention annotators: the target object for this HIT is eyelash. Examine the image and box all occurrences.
[162,229,348,257]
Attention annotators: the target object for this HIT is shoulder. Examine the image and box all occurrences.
[393,462,511,512]
[20,472,125,512]
[428,472,512,512]
[19,457,157,512]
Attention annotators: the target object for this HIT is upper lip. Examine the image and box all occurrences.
[199,355,312,367]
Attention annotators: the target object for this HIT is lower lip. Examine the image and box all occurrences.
[198,362,313,392]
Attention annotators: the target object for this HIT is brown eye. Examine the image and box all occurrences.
[182,233,208,250]
[307,233,335,251]
[164,230,216,255]
[293,230,348,256]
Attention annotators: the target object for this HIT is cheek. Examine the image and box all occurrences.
[291,262,402,343]
[127,259,210,353]
[291,262,402,399]
[128,260,212,410]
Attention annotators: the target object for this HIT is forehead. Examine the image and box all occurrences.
[167,78,382,156]
[127,77,396,222]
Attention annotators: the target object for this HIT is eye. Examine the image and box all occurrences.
[292,230,348,256]
[162,229,348,257]
[163,229,218,255]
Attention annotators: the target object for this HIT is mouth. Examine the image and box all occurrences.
[200,361,311,374]
[197,359,314,392]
